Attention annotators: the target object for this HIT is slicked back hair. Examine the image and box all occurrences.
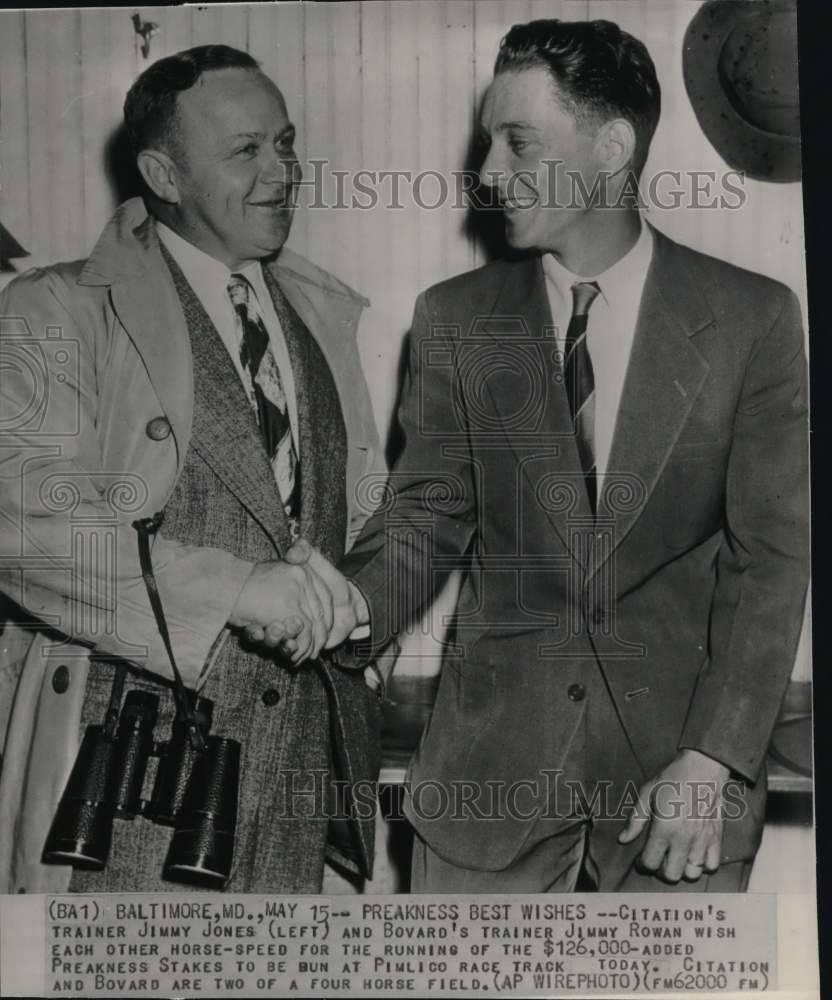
[494,19,661,177]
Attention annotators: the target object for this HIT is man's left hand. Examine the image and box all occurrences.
[618,748,731,882]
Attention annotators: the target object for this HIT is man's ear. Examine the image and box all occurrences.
[598,119,637,176]
[136,149,181,204]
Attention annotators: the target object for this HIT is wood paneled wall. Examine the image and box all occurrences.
[0,2,810,678]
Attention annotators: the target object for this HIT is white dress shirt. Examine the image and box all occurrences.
[156,221,300,455]
[542,221,654,478]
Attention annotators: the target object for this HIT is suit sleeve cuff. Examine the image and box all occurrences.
[678,686,771,783]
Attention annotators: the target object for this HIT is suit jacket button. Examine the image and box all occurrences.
[567,683,586,702]
[51,665,70,693]
[146,416,172,441]
[261,687,281,707]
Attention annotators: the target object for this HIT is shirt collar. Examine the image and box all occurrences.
[542,219,653,310]
[155,220,263,298]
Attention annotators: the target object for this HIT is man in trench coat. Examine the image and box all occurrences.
[0,45,382,893]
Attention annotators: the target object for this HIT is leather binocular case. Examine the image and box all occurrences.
[43,686,240,889]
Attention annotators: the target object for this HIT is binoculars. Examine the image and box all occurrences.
[42,688,240,889]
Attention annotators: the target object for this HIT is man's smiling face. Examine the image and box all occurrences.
[168,67,301,269]
[478,66,605,255]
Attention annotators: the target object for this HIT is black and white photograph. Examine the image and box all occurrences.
[0,1,818,997]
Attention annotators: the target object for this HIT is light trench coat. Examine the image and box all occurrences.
[0,198,384,892]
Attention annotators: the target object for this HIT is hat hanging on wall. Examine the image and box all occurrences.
[683,0,801,183]
[0,219,28,272]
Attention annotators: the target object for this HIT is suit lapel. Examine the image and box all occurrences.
[479,256,594,565]
[589,228,712,581]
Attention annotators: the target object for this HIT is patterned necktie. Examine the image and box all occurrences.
[228,273,300,527]
[564,280,601,511]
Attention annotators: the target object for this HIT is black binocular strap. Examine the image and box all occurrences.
[133,513,206,752]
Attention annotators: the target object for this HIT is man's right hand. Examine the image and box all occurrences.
[285,540,369,651]
[228,559,333,663]
[239,540,369,661]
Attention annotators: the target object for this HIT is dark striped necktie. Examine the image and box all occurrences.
[228,273,300,527]
[564,280,601,511]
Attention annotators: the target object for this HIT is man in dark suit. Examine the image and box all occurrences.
[338,18,809,891]
[0,46,381,893]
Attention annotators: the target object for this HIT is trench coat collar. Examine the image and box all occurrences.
[77,200,196,477]
[75,198,369,487]
[77,197,370,305]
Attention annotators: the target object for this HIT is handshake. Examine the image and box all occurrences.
[227,539,369,664]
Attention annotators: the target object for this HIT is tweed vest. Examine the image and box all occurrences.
[156,250,375,884]
[160,246,348,567]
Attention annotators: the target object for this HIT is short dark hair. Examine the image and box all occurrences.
[124,44,260,156]
[494,19,661,176]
